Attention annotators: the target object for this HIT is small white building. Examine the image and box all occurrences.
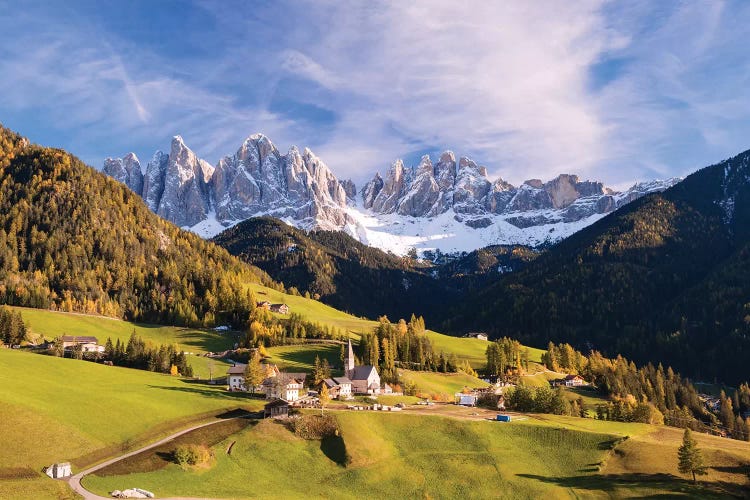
[227,364,247,391]
[45,462,71,479]
[333,377,352,398]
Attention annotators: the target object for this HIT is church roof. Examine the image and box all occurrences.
[349,365,378,380]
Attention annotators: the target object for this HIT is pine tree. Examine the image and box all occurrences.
[677,429,707,483]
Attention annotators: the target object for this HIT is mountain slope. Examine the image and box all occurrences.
[444,148,750,384]
[0,124,266,327]
[213,217,539,321]
[105,135,677,254]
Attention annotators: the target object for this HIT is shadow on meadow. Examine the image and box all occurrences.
[146,380,265,402]
[516,472,750,498]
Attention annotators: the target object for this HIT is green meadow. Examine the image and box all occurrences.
[84,410,750,499]
[0,349,263,499]
[12,306,237,379]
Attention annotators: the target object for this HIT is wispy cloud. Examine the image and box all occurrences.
[0,0,749,189]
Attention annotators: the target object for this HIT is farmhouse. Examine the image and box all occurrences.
[227,364,247,391]
[344,339,382,394]
[256,301,271,310]
[321,377,353,399]
[464,332,488,341]
[269,303,290,314]
[550,374,586,388]
[264,399,290,418]
[263,374,303,401]
[61,335,104,353]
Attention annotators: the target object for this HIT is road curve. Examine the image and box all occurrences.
[67,417,239,500]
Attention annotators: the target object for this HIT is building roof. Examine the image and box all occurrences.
[263,372,306,387]
[564,374,583,380]
[322,378,337,388]
[227,364,247,375]
[349,365,378,381]
[264,398,290,409]
[61,335,98,343]
[333,377,352,385]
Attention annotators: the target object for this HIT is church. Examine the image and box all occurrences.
[345,339,382,395]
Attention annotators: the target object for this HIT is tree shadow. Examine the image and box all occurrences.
[320,434,349,467]
[147,383,259,402]
[516,472,750,498]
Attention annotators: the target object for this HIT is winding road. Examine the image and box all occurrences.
[67,417,241,500]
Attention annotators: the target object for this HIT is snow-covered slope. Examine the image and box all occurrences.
[104,135,680,255]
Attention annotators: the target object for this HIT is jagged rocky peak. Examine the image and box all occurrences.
[142,151,168,212]
[154,136,214,228]
[361,172,384,209]
[544,174,607,209]
[434,151,457,190]
[397,155,441,217]
[103,152,143,195]
[339,179,357,204]
[371,159,410,213]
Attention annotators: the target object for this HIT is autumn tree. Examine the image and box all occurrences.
[319,383,331,415]
[244,351,266,395]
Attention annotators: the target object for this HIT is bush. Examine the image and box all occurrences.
[173,444,212,467]
[293,414,339,440]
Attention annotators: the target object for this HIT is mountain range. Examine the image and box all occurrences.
[104,135,679,254]
[4,121,750,384]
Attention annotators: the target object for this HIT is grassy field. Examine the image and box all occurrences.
[84,409,750,499]
[248,282,539,369]
[84,411,618,499]
[399,369,490,397]
[265,343,343,372]
[12,306,236,379]
[0,349,263,499]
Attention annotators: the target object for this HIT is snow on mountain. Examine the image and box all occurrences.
[104,135,680,255]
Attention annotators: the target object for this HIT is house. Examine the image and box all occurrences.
[45,462,71,479]
[262,373,305,401]
[458,394,478,406]
[269,303,290,314]
[321,377,353,399]
[227,364,247,391]
[464,332,488,341]
[256,301,271,310]
[344,339,383,394]
[61,335,98,348]
[382,383,393,394]
[264,399,290,418]
[550,374,586,388]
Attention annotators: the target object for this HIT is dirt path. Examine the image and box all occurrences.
[67,418,240,500]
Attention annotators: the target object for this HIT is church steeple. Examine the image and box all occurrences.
[346,338,355,376]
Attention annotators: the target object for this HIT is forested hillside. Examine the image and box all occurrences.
[444,149,750,384]
[0,125,268,327]
[213,217,537,320]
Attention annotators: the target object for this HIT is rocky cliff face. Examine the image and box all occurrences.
[104,136,680,254]
[103,153,143,196]
[106,134,352,234]
[358,151,678,230]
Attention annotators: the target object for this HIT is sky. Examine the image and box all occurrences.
[1,0,749,190]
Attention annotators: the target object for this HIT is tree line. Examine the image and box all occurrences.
[0,306,27,346]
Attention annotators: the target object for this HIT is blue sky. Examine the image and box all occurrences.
[1,1,749,189]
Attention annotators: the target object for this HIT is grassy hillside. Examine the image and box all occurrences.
[0,348,262,499]
[84,411,750,499]
[12,306,235,379]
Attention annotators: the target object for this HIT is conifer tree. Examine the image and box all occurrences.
[677,429,707,483]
